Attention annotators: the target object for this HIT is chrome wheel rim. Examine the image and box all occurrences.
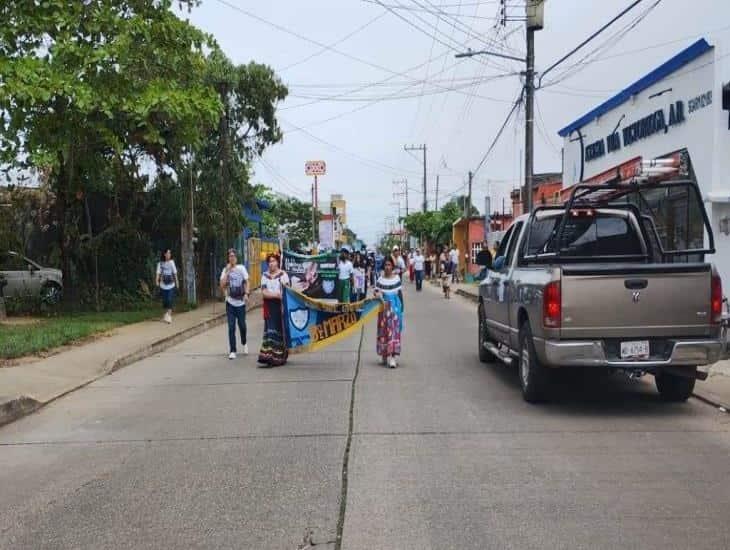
[42,285,61,304]
[520,347,530,387]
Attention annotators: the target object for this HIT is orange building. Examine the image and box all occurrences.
[510,172,563,216]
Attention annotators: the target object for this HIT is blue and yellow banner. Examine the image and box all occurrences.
[283,287,382,353]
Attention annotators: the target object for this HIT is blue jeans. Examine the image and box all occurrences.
[161,288,175,309]
[226,302,247,353]
[415,270,424,291]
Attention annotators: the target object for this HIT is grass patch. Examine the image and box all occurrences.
[0,309,160,360]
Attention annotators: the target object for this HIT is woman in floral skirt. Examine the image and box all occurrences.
[374,257,404,368]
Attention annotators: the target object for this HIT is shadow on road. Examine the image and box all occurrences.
[481,360,695,418]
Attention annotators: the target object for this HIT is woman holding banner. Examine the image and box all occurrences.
[374,257,404,368]
[258,254,290,367]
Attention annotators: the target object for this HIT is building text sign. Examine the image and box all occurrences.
[305,160,326,176]
[584,91,713,163]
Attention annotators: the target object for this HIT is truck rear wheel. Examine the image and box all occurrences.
[518,321,551,403]
[655,368,696,402]
[478,303,497,363]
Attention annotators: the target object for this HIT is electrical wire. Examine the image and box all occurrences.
[278,12,388,72]
[534,95,561,158]
[473,87,524,176]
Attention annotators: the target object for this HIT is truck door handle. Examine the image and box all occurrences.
[624,278,648,290]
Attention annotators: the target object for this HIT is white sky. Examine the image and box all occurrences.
[180,0,730,244]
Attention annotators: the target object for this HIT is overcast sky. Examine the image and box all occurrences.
[180,0,730,245]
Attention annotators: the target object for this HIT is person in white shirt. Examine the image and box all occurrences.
[156,249,179,324]
[337,249,355,303]
[449,245,461,283]
[412,248,425,291]
[219,248,250,360]
[391,245,407,280]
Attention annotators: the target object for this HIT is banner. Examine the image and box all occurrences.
[283,251,339,301]
[283,287,382,353]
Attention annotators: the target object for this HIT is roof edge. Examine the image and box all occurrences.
[557,38,714,138]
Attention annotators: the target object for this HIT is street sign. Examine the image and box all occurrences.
[305,160,326,176]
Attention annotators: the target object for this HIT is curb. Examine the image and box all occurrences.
[0,298,262,428]
[455,288,479,303]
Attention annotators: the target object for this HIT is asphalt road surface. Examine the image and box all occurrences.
[2,283,730,549]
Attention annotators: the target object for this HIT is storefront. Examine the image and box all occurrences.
[559,38,730,285]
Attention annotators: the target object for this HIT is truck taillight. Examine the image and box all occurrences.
[543,281,561,329]
[711,274,722,324]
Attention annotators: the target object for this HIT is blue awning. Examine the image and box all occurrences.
[557,38,714,138]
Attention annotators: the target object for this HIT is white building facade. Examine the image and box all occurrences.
[559,38,730,285]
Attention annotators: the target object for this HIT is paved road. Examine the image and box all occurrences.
[1,284,730,549]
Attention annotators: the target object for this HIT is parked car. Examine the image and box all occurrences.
[476,176,724,403]
[0,251,63,304]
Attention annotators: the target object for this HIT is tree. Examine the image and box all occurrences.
[194,50,288,248]
[254,186,314,252]
[0,0,222,299]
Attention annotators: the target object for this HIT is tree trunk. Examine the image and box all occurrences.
[0,297,6,322]
[56,151,72,304]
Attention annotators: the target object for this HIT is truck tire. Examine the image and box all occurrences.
[655,368,696,402]
[518,321,551,403]
[478,303,497,363]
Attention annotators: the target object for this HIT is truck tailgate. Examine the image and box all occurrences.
[560,263,713,339]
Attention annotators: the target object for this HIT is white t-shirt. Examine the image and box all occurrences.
[412,254,425,271]
[353,267,366,292]
[157,260,177,290]
[395,256,406,275]
[220,264,249,307]
[261,270,290,298]
[449,249,459,264]
[338,260,354,281]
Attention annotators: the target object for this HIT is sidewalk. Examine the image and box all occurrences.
[0,294,262,427]
[446,280,730,410]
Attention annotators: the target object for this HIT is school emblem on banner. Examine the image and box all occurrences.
[282,287,382,354]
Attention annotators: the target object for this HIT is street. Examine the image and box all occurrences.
[1,285,729,549]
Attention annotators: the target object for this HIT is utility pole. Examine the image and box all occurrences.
[435,174,440,210]
[311,182,316,245]
[181,147,196,305]
[392,178,409,216]
[404,144,427,212]
[466,171,473,218]
[455,1,544,214]
[524,15,536,216]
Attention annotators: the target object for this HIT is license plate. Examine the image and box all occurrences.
[620,340,650,360]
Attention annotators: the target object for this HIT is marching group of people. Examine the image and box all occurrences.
[154,242,466,370]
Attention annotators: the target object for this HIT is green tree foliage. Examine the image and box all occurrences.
[402,195,480,245]
[193,49,288,247]
[0,0,222,298]
[254,186,313,252]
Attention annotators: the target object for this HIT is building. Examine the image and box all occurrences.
[510,172,563,217]
[452,217,486,280]
[320,194,347,247]
[559,38,730,284]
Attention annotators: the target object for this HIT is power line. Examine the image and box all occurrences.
[473,87,524,176]
[278,12,388,72]
[537,0,655,88]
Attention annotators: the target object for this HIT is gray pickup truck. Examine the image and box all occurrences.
[477,179,724,403]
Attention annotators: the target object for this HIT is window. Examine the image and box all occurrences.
[495,225,515,259]
[0,253,26,271]
[558,215,643,256]
[504,222,524,266]
[470,242,483,264]
[524,217,559,256]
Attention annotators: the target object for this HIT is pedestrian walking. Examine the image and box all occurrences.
[412,248,425,291]
[352,252,367,302]
[337,249,354,303]
[258,254,290,367]
[449,245,461,283]
[220,248,249,360]
[408,249,415,283]
[156,249,179,324]
[391,245,406,280]
[438,247,448,279]
[440,258,451,299]
[374,257,404,368]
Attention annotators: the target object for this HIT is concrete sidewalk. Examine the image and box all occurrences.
[0,294,262,427]
[447,281,730,410]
